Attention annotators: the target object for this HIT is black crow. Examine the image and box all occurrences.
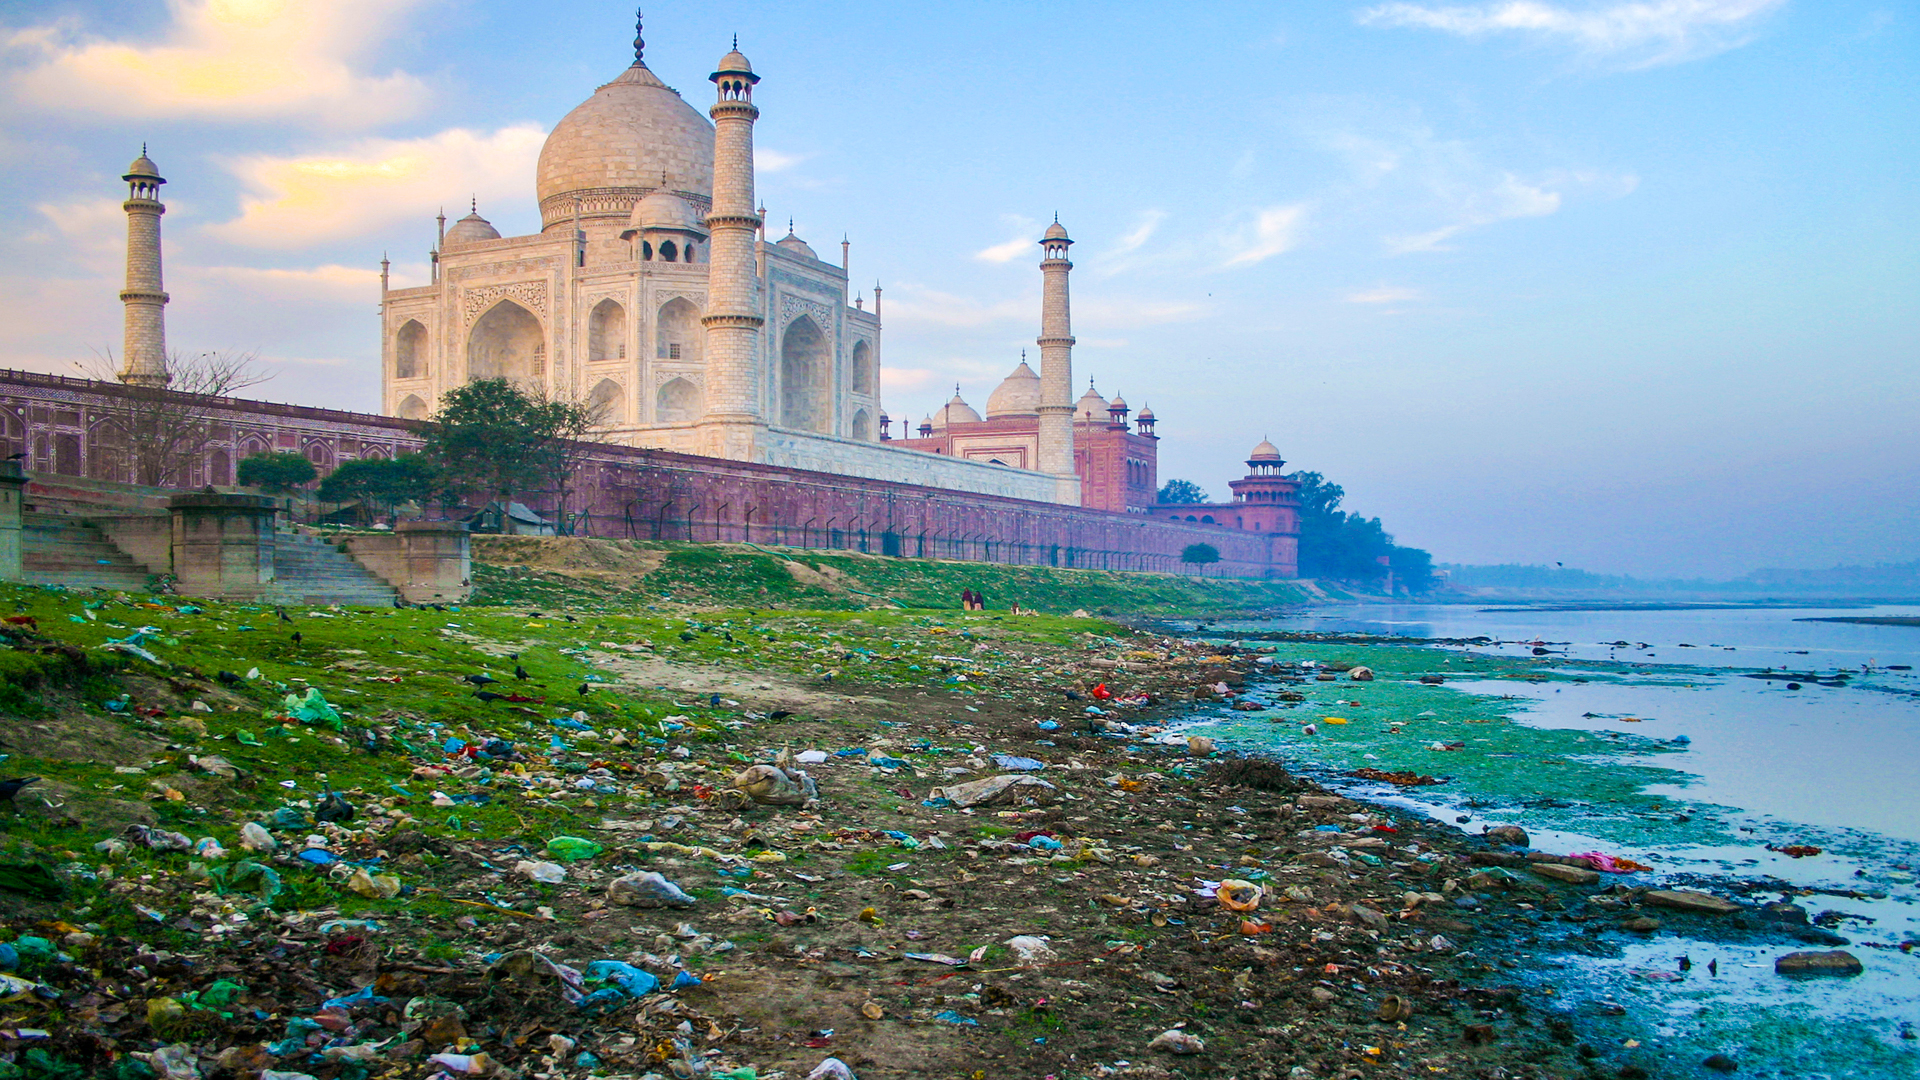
[0,777,40,803]
[290,631,302,646]
[217,671,243,686]
[514,665,530,681]
[463,674,498,687]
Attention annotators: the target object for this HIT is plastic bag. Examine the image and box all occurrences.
[240,822,276,853]
[278,688,342,731]
[607,870,695,908]
[807,1058,857,1080]
[1216,879,1263,912]
[545,836,604,862]
[583,959,660,997]
[346,866,401,899]
[515,860,567,884]
[733,764,817,806]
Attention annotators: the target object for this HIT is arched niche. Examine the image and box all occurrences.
[397,394,429,421]
[467,300,544,384]
[851,340,874,395]
[588,299,626,363]
[588,377,624,423]
[780,315,830,433]
[656,377,702,424]
[395,320,427,379]
[656,297,702,364]
[850,408,873,442]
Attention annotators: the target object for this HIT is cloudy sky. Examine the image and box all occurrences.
[1,1,1913,577]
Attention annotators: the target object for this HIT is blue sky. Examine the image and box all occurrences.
[1,1,1913,577]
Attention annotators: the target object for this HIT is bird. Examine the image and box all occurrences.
[3,452,23,461]
[0,777,41,803]
[216,670,242,686]
[1678,955,1691,972]
[278,608,292,623]
[679,631,696,643]
[290,631,302,647]
[722,631,734,644]
[577,683,592,696]
[463,673,498,687]
[767,709,794,720]
[1708,959,1718,977]
[1063,689,1085,702]
[315,790,354,824]
[474,690,506,703]
[514,665,530,681]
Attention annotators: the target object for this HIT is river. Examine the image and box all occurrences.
[1176,603,1920,1079]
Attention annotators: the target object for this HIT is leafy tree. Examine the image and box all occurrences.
[1157,479,1209,505]
[422,379,597,522]
[1180,543,1221,575]
[1287,469,1434,592]
[316,453,443,524]
[237,451,316,494]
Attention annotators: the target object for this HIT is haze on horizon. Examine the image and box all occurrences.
[0,0,1911,580]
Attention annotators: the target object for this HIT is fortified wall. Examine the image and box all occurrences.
[0,370,1296,579]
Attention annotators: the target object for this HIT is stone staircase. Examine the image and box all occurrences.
[266,531,399,606]
[20,511,154,591]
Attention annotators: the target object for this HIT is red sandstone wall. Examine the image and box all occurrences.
[0,371,1298,579]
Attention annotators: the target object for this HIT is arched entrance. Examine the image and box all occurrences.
[780,315,830,433]
[467,300,543,384]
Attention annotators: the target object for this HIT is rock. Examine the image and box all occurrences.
[1530,863,1601,886]
[1297,795,1350,810]
[1620,916,1661,933]
[1350,903,1391,930]
[1468,851,1527,868]
[1643,889,1742,915]
[1147,1028,1206,1055]
[1348,666,1374,681]
[1759,901,1809,924]
[1703,1053,1739,1072]
[1774,950,1863,977]
[1484,824,1530,847]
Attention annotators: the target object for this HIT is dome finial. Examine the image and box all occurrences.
[633,8,645,65]
[470,195,477,213]
[733,32,739,49]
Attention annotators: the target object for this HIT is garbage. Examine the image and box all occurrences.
[990,754,1046,771]
[1349,666,1375,681]
[1570,851,1654,872]
[277,688,343,731]
[925,774,1057,808]
[1004,935,1058,966]
[1186,736,1216,756]
[1148,1028,1207,1054]
[733,764,818,806]
[345,866,402,898]
[807,1058,858,1080]
[123,824,193,852]
[1216,879,1263,912]
[584,959,661,997]
[516,860,567,884]
[933,1010,980,1027]
[545,836,605,861]
[239,822,276,853]
[608,870,696,908]
[314,790,355,823]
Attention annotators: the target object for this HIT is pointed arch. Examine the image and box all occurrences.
[466,299,544,384]
[394,319,427,379]
[656,297,702,363]
[397,394,429,421]
[588,299,627,363]
[851,339,873,395]
[588,377,625,423]
[850,407,873,442]
[779,314,830,433]
[656,377,702,423]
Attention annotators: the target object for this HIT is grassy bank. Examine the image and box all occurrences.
[466,535,1342,616]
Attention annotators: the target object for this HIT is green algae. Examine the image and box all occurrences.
[1186,642,1744,849]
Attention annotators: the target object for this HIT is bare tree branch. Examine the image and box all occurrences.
[77,349,276,487]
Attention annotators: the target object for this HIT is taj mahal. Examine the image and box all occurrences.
[379,13,1127,508]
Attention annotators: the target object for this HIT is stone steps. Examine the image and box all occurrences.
[20,512,153,591]
[267,535,398,606]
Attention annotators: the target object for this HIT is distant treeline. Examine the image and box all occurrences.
[1442,560,1920,597]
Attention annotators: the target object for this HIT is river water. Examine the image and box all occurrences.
[1180,603,1920,1078]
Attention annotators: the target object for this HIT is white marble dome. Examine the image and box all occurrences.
[930,392,982,429]
[624,188,706,236]
[535,62,715,232]
[444,209,501,246]
[985,360,1041,418]
[1075,383,1108,419]
[775,230,818,259]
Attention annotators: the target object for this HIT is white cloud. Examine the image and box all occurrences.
[4,0,433,125]
[208,125,547,247]
[193,263,381,299]
[1113,210,1166,255]
[973,236,1034,264]
[754,148,810,173]
[885,286,1029,327]
[1346,285,1425,304]
[1387,172,1560,252]
[1358,0,1787,67]
[1223,204,1309,267]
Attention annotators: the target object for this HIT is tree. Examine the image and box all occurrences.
[316,453,444,524]
[1286,468,1434,592]
[1180,542,1221,575]
[1157,479,1208,505]
[80,349,273,487]
[236,451,316,494]
[421,380,598,522]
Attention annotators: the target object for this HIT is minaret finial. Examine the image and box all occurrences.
[142,141,147,156]
[634,9,645,65]
[470,196,477,213]
[733,32,739,49]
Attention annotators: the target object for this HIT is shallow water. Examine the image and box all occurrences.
[1184,603,1920,1077]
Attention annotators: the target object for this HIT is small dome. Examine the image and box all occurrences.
[985,360,1041,418]
[1137,405,1155,420]
[623,188,705,236]
[1075,383,1108,420]
[714,48,754,76]
[930,393,981,429]
[775,231,818,259]
[1108,394,1128,411]
[1248,439,1283,461]
[124,150,163,182]
[444,210,501,246]
[1043,220,1070,241]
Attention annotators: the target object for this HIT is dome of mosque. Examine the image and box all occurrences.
[1137,405,1155,421]
[1074,383,1108,419]
[776,231,818,259]
[444,209,501,246]
[124,150,163,182]
[1043,220,1070,241]
[930,392,982,429]
[714,49,754,76]
[535,60,714,231]
[1248,439,1283,462]
[1108,394,1128,412]
[985,361,1041,418]
[624,188,705,235]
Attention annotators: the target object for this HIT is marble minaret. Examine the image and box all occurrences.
[119,147,170,387]
[700,40,766,459]
[1035,219,1076,481]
